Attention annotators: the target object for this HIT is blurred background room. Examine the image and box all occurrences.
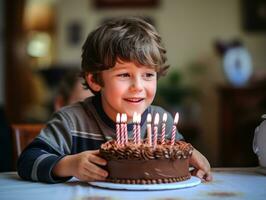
[1,0,266,171]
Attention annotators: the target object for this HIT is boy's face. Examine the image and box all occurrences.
[97,60,157,122]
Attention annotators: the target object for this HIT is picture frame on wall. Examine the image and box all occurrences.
[242,0,266,31]
[66,21,82,46]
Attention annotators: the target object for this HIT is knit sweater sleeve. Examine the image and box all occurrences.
[17,111,73,183]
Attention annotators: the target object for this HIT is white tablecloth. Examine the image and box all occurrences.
[0,168,265,200]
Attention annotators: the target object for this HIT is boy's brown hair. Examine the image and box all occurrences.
[81,17,169,94]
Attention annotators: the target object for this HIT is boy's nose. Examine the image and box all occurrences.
[130,77,144,92]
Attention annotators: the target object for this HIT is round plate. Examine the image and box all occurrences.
[89,176,201,191]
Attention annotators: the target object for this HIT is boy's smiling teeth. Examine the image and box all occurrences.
[124,98,144,103]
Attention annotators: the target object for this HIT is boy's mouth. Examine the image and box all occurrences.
[124,98,144,103]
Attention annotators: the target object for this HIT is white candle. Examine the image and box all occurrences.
[171,112,179,146]
[147,113,152,146]
[153,113,159,148]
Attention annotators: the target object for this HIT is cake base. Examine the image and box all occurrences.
[106,159,190,184]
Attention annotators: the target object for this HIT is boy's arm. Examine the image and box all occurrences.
[17,138,71,183]
[17,112,73,183]
[17,110,108,183]
[52,150,108,182]
[189,148,212,181]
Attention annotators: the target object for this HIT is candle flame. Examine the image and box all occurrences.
[163,113,167,122]
[116,113,121,123]
[137,113,141,123]
[147,113,152,123]
[121,113,127,123]
[154,113,159,125]
[133,112,137,123]
[174,112,179,125]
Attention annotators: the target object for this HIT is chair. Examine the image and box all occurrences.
[10,124,44,168]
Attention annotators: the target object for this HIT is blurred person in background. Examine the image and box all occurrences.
[54,69,93,111]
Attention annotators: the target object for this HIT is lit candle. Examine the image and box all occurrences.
[171,112,179,146]
[123,113,128,145]
[147,113,152,146]
[120,113,125,146]
[121,113,128,146]
[116,113,121,145]
[133,112,137,144]
[153,113,159,148]
[137,113,141,144]
[161,113,167,145]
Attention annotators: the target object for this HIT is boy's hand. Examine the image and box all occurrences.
[52,150,108,182]
[189,148,212,182]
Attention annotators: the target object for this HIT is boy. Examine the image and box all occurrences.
[17,17,212,183]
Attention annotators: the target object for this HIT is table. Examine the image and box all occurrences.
[0,168,265,200]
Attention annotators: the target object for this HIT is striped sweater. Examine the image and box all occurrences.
[17,95,183,183]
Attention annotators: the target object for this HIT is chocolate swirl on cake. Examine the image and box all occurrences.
[100,140,193,160]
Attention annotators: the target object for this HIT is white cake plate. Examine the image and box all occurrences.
[89,176,201,191]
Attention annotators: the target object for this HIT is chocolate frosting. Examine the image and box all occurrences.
[100,140,193,160]
[100,140,194,184]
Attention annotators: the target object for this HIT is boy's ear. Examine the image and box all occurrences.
[86,73,101,92]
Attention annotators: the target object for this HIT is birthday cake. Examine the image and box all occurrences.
[100,139,193,184]
[100,112,193,184]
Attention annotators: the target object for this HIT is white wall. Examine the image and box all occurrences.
[55,0,266,68]
[55,0,266,165]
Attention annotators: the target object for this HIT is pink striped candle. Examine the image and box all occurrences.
[123,113,128,145]
[133,112,137,144]
[161,113,167,145]
[116,113,121,145]
[146,113,152,146]
[121,113,126,146]
[171,112,179,146]
[153,113,159,148]
[137,113,141,144]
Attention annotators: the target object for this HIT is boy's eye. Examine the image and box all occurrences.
[117,73,130,78]
[145,73,155,77]
[143,72,156,80]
